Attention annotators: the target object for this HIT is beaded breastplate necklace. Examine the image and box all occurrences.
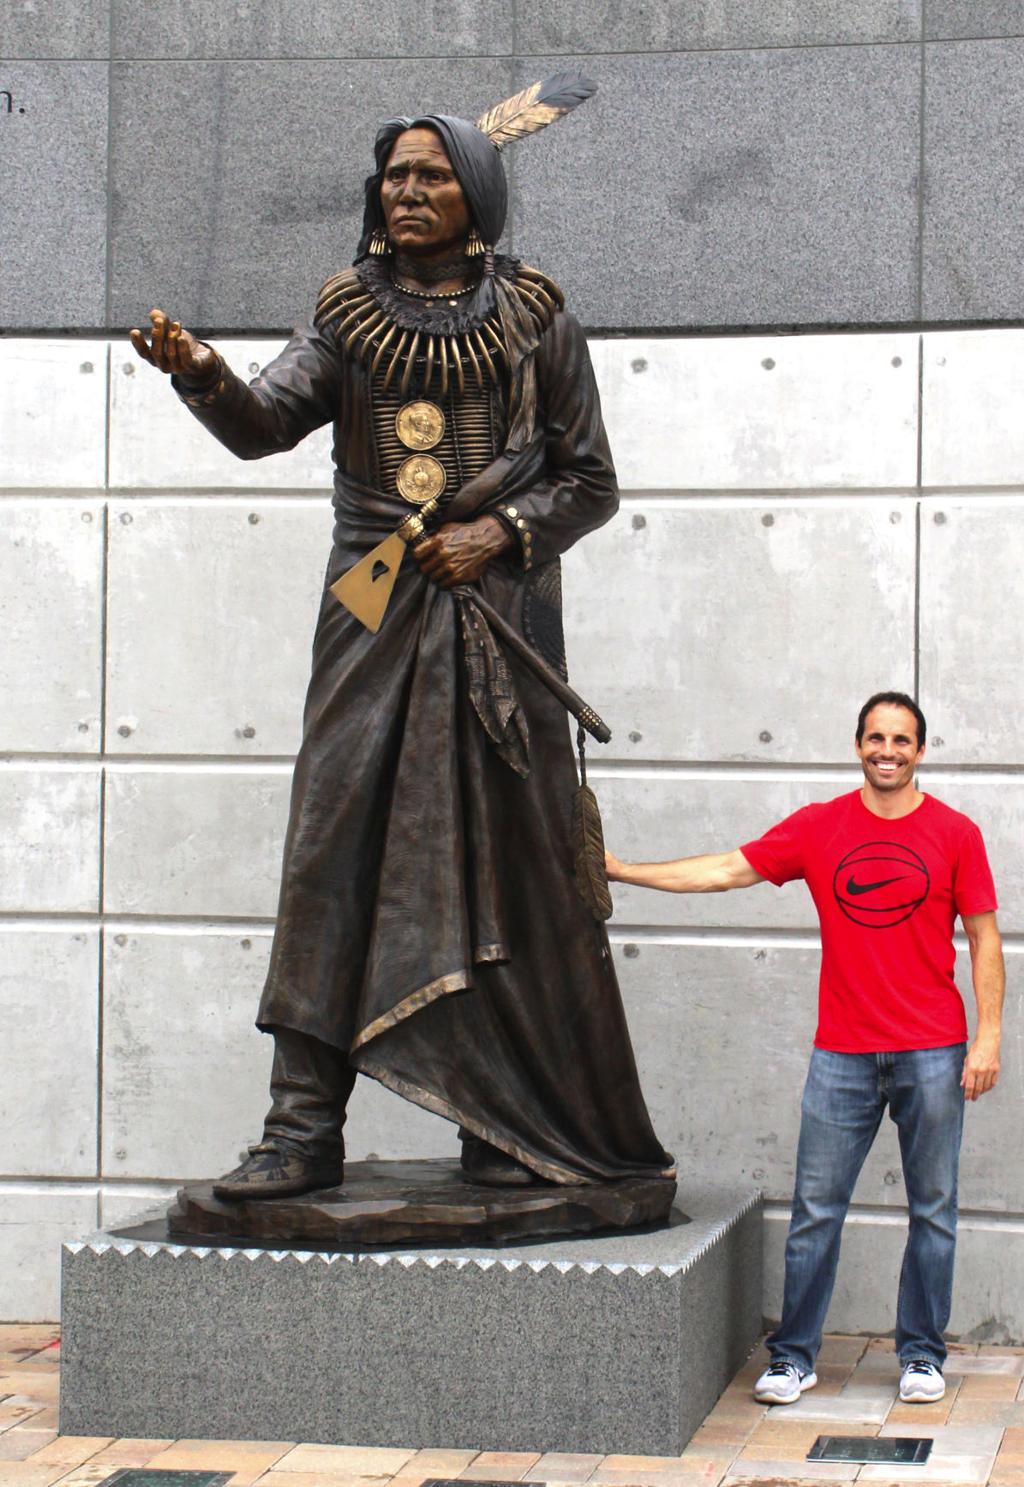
[315,256,563,507]
[314,256,562,399]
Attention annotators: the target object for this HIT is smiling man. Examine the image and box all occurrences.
[606,690,1003,1406]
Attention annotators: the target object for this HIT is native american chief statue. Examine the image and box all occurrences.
[131,75,675,1201]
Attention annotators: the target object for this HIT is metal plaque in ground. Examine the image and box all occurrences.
[99,1473,233,1486]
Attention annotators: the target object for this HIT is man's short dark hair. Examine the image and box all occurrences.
[856,691,927,749]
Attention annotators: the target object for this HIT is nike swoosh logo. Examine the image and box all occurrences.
[846,874,912,896]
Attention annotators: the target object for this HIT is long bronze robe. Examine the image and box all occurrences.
[179,272,673,1185]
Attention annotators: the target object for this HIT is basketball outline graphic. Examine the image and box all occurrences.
[832,841,930,929]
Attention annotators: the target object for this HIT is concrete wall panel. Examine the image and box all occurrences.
[616,941,1021,1213]
[593,335,918,491]
[0,344,107,489]
[922,330,1024,487]
[0,500,104,754]
[919,499,1024,763]
[1,64,108,329]
[0,1186,98,1322]
[924,39,1024,321]
[0,930,99,1178]
[110,0,512,58]
[0,767,101,913]
[520,2,921,52]
[108,342,334,489]
[514,47,920,329]
[107,59,513,331]
[101,929,275,1179]
[104,766,291,917]
[104,499,327,756]
[563,501,916,763]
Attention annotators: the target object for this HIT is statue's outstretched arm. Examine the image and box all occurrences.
[129,307,342,461]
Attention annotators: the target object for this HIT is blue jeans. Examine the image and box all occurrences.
[768,1044,966,1375]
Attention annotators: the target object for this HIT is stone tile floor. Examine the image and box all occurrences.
[2,1327,1024,1487]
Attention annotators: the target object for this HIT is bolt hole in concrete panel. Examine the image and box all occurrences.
[808,1437,931,1465]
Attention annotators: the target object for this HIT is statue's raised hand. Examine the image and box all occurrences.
[130,309,218,381]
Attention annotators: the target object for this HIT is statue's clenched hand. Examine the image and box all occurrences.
[129,308,218,381]
[412,515,515,588]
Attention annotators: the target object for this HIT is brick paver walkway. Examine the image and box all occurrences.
[2,1326,1024,1485]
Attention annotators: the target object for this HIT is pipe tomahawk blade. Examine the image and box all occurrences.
[330,531,407,632]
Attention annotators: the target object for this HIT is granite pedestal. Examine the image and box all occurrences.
[60,1184,762,1455]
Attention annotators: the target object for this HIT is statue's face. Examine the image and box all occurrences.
[381,127,472,256]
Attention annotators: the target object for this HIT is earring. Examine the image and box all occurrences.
[465,228,485,257]
[369,228,390,256]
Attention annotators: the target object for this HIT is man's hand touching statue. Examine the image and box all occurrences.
[412,513,514,587]
[130,308,219,384]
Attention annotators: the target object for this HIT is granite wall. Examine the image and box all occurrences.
[5,1,1024,331]
[2,322,1023,1329]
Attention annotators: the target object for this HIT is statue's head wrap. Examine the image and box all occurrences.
[356,74,596,261]
[358,114,508,259]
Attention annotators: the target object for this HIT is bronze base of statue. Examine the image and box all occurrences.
[167,1157,679,1247]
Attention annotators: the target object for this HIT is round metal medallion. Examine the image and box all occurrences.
[396,454,447,505]
[396,400,445,452]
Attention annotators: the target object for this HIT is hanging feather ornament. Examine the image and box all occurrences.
[476,72,598,152]
[571,725,613,922]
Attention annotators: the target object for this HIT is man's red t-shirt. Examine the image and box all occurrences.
[740,791,997,1052]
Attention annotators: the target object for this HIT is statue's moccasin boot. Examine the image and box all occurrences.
[213,1143,343,1201]
[460,1134,536,1187]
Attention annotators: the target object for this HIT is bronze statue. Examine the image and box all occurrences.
[131,75,674,1206]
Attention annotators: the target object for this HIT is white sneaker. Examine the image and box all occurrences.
[753,1359,818,1404]
[899,1359,945,1403]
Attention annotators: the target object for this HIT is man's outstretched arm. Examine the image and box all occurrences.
[605,847,764,894]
